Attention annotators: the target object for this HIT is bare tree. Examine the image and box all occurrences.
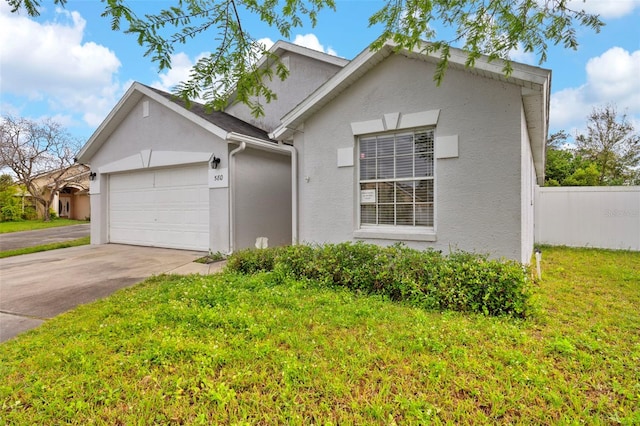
[0,116,83,221]
[575,105,640,185]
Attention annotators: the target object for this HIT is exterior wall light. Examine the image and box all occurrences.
[89,172,97,181]
[211,156,221,169]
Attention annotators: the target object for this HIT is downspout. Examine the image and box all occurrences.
[280,141,298,245]
[227,141,246,255]
[226,132,298,245]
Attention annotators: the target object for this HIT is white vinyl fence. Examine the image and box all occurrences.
[535,186,640,251]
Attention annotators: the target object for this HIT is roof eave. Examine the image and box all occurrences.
[269,41,349,68]
[522,72,551,185]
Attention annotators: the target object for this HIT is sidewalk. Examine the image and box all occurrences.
[168,260,227,275]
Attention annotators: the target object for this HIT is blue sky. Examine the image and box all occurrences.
[1,0,639,144]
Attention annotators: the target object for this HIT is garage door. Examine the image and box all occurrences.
[109,165,209,251]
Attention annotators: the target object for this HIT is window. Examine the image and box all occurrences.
[359,129,434,228]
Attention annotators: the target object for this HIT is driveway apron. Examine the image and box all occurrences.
[0,244,207,342]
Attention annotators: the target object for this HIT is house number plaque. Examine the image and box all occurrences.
[209,168,229,188]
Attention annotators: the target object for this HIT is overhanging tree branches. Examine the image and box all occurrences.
[7,0,603,115]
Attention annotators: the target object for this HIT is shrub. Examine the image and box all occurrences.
[225,246,281,274]
[1,202,23,222]
[22,206,38,220]
[226,242,532,318]
[0,179,23,222]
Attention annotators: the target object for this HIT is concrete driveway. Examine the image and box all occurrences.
[0,244,222,343]
[0,223,90,251]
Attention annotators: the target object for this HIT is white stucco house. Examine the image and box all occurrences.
[76,42,347,253]
[78,40,550,263]
[272,41,551,263]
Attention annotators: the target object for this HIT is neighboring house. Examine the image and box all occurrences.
[77,40,550,263]
[20,164,91,220]
[76,42,346,252]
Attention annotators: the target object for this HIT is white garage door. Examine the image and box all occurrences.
[109,165,209,251]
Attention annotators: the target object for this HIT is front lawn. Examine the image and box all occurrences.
[0,246,638,424]
[0,219,89,234]
[0,236,90,258]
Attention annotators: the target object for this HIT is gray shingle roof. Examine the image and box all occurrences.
[144,85,274,142]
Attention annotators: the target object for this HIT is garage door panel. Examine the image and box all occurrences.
[153,229,208,249]
[109,166,210,251]
[111,172,155,190]
[110,227,157,246]
[154,167,206,188]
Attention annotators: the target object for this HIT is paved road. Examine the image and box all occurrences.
[0,244,214,343]
[0,224,90,251]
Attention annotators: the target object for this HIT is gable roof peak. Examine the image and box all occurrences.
[76,82,273,163]
[266,40,349,68]
[271,38,551,184]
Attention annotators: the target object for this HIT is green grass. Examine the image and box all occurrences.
[1,246,638,424]
[0,236,90,258]
[0,219,89,234]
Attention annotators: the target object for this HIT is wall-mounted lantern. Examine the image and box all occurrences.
[211,156,221,169]
[89,172,97,181]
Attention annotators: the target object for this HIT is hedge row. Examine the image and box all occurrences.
[226,242,532,318]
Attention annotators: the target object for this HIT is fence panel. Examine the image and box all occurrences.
[535,186,640,250]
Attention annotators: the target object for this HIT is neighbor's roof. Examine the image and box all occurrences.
[76,83,272,163]
[271,40,551,184]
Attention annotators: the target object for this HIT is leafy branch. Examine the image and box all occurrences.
[6,0,603,116]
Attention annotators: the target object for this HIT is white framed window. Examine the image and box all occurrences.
[358,128,435,229]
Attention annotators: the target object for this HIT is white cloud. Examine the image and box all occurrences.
[509,43,536,65]
[151,52,208,93]
[0,102,21,117]
[566,0,640,19]
[0,6,124,128]
[151,38,275,94]
[256,37,275,51]
[550,47,640,133]
[151,34,336,96]
[585,47,640,104]
[292,34,337,56]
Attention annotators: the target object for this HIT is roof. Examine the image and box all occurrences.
[76,83,273,163]
[271,40,551,184]
[224,40,349,109]
[146,86,272,140]
[77,41,349,164]
[260,40,349,69]
[30,164,90,190]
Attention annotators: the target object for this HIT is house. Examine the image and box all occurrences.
[271,41,550,264]
[77,40,550,263]
[21,164,91,220]
[76,42,346,252]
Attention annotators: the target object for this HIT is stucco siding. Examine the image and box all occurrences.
[87,96,229,251]
[225,52,344,132]
[296,54,525,260]
[234,147,292,250]
[72,193,91,220]
[89,97,228,168]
